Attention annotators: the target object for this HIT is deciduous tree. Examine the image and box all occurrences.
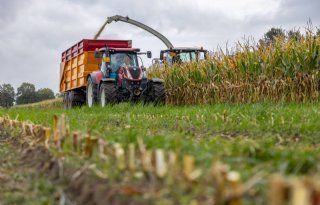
[16,82,37,105]
[0,84,15,107]
[36,88,55,102]
[262,27,286,44]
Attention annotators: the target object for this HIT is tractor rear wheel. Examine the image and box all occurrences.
[152,82,166,105]
[86,77,98,107]
[100,83,117,107]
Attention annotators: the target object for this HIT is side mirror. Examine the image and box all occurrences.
[94,51,102,58]
[147,51,152,58]
[160,51,164,60]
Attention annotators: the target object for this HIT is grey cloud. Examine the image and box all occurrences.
[0,0,32,24]
[0,0,319,93]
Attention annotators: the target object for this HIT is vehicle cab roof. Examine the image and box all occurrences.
[98,47,140,53]
[163,47,207,52]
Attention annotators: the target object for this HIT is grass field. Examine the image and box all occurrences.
[13,98,63,109]
[1,102,319,178]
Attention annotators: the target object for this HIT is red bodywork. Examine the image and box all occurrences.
[118,67,142,86]
[92,71,104,84]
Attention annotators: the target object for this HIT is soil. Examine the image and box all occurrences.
[0,127,58,205]
[0,125,151,205]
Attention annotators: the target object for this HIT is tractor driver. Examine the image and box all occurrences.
[122,55,132,67]
[111,53,125,72]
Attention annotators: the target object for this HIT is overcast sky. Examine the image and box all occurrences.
[0,0,319,93]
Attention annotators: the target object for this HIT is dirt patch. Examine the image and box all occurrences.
[0,127,58,205]
[0,125,153,205]
[21,145,151,205]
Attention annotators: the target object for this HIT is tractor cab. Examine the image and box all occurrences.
[95,47,153,83]
[95,47,147,80]
[160,47,208,65]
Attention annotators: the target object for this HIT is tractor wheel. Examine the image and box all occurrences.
[152,82,166,105]
[86,77,98,107]
[100,83,117,107]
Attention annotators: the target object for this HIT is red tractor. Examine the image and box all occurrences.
[87,47,166,107]
[60,39,165,108]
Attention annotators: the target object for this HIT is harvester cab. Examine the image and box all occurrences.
[160,47,208,65]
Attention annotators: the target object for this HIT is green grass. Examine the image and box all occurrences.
[1,102,319,178]
[1,102,320,204]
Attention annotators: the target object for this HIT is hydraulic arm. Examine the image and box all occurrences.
[94,15,174,49]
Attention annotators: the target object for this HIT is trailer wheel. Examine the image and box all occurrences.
[86,77,98,107]
[100,83,117,107]
[65,90,84,108]
[68,91,75,108]
[63,92,69,109]
[151,82,166,105]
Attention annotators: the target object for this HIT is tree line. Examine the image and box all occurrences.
[0,82,55,108]
[260,25,320,45]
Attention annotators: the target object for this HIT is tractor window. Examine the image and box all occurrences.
[198,52,206,61]
[190,52,196,61]
[110,53,138,72]
[177,52,191,62]
[101,53,108,73]
[165,52,173,65]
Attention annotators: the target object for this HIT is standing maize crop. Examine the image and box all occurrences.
[148,29,320,105]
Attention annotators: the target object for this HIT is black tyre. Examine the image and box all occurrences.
[68,91,75,108]
[67,90,85,108]
[63,92,69,109]
[152,82,166,105]
[86,77,98,107]
[100,83,117,107]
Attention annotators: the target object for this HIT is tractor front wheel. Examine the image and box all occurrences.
[100,83,117,107]
[151,82,166,105]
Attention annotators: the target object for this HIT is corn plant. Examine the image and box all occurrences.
[148,29,320,105]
